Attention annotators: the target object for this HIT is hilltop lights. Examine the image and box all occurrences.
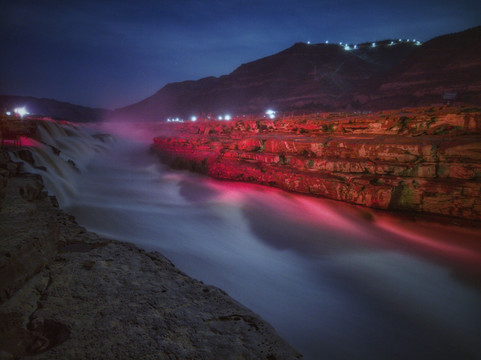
[325,40,329,44]
[14,107,29,118]
[265,109,276,119]
[224,114,231,121]
[344,44,351,51]
[218,116,223,120]
[371,42,376,48]
[191,116,197,122]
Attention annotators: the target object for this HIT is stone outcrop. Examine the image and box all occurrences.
[152,106,481,221]
[0,125,301,359]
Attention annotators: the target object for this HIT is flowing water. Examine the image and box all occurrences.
[14,121,481,359]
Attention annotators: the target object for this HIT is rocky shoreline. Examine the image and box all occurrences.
[152,106,481,221]
[0,146,301,359]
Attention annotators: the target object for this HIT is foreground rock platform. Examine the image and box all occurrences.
[152,106,481,221]
[0,148,301,359]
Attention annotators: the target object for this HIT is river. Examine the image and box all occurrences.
[24,120,481,359]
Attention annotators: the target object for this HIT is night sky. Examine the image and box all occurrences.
[1,0,480,109]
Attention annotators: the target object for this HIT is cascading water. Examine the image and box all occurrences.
[9,120,112,206]
[9,120,481,360]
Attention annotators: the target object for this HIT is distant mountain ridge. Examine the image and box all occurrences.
[114,26,481,121]
[0,95,109,122]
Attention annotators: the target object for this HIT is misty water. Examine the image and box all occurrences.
[25,121,481,359]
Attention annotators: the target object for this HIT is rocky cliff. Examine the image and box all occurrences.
[114,26,481,121]
[0,120,300,359]
[152,106,481,221]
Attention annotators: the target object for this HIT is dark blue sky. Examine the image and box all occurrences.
[1,0,480,109]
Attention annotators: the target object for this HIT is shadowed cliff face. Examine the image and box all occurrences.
[151,106,481,220]
[114,27,481,121]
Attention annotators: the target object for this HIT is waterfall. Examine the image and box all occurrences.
[8,120,114,206]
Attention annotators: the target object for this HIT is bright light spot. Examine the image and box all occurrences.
[344,44,351,51]
[389,41,394,46]
[265,109,276,119]
[399,39,402,42]
[6,111,11,116]
[371,42,376,48]
[14,107,29,118]
[224,114,231,121]
[353,44,357,49]
[307,41,311,44]
[218,116,223,120]
[191,116,197,122]
[325,40,329,44]
[339,42,343,45]
[415,41,422,46]
[407,39,410,42]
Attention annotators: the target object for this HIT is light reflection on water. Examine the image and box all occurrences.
[65,123,481,360]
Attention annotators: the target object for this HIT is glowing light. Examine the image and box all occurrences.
[353,44,357,49]
[371,42,376,48]
[399,39,402,42]
[325,40,329,44]
[224,114,231,121]
[389,41,394,46]
[265,109,276,119]
[415,41,422,46]
[218,116,223,120]
[307,41,311,45]
[407,39,410,42]
[191,116,197,122]
[344,44,351,51]
[6,111,11,116]
[14,107,29,118]
[339,42,343,45]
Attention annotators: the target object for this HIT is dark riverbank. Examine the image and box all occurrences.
[0,142,301,359]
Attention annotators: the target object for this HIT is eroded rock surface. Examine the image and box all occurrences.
[152,106,481,220]
[0,147,301,359]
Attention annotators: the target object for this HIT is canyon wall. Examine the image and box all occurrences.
[152,106,481,221]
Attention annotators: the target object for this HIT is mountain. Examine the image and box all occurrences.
[358,26,481,109]
[114,26,481,121]
[0,95,109,122]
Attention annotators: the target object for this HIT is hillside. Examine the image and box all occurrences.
[113,26,481,121]
[359,26,481,109]
[0,95,109,122]
[113,40,417,121]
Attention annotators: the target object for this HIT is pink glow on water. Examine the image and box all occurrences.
[376,219,481,269]
[19,136,41,147]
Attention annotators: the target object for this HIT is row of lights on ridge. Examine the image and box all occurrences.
[307,38,422,50]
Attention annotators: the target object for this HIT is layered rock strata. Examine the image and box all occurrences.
[0,145,300,359]
[152,106,481,220]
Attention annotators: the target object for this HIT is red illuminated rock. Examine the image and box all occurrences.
[152,106,481,220]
